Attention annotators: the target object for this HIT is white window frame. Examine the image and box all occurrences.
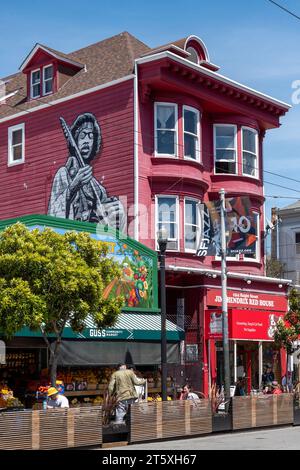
[184,197,202,253]
[241,126,259,179]
[8,123,25,166]
[154,102,178,158]
[183,105,201,162]
[30,68,41,99]
[43,65,54,96]
[155,195,180,252]
[215,211,260,262]
[214,124,237,175]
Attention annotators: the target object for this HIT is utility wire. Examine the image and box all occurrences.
[266,0,300,21]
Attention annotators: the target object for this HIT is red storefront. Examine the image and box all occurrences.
[205,288,288,394]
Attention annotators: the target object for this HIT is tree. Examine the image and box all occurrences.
[274,288,300,388]
[266,257,285,279]
[0,223,123,385]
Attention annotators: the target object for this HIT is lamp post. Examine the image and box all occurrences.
[219,188,231,411]
[157,226,168,401]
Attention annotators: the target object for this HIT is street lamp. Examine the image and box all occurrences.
[157,226,168,401]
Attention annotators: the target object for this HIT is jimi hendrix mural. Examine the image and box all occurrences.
[48,113,126,231]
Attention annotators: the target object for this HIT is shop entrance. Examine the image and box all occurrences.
[236,342,259,393]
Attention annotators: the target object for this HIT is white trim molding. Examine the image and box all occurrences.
[8,122,25,166]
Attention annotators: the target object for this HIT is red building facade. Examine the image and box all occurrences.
[0,32,291,395]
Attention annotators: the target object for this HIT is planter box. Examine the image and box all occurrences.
[212,413,232,432]
[232,394,294,430]
[129,399,212,444]
[0,406,102,450]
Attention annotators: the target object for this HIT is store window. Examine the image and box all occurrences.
[184,198,202,252]
[214,124,237,174]
[183,106,200,161]
[156,196,179,251]
[155,103,178,157]
[242,127,258,177]
[8,123,25,166]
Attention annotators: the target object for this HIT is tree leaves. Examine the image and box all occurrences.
[0,223,124,383]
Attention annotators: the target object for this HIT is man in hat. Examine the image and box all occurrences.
[47,387,69,408]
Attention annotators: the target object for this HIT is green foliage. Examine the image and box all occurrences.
[274,288,300,355]
[0,223,124,383]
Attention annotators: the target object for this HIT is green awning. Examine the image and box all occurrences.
[15,314,184,342]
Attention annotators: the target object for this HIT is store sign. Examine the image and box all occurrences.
[205,309,285,341]
[197,197,257,257]
[230,309,285,341]
[207,289,288,312]
[88,328,134,340]
[205,310,223,340]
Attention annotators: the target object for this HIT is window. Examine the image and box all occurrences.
[183,106,200,161]
[43,65,54,95]
[186,47,199,64]
[155,103,178,156]
[31,69,41,98]
[156,196,179,251]
[214,125,237,174]
[8,123,25,165]
[242,127,258,177]
[295,233,300,255]
[185,198,201,252]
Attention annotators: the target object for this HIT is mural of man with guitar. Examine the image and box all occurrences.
[48,112,126,231]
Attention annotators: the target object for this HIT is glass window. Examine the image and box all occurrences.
[157,196,178,251]
[43,65,53,95]
[8,124,25,165]
[214,125,237,174]
[183,107,200,161]
[185,198,201,252]
[155,103,177,156]
[31,70,40,98]
[242,128,258,177]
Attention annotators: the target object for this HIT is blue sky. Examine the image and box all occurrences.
[1,0,300,250]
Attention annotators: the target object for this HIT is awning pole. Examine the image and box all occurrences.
[259,342,263,390]
[234,340,237,383]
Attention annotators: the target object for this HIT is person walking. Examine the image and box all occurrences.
[108,363,146,425]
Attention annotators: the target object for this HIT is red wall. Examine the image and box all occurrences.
[0,80,135,233]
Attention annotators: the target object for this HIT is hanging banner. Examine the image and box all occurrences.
[197,197,257,257]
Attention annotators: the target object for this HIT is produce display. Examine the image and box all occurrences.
[0,385,24,409]
[0,352,36,372]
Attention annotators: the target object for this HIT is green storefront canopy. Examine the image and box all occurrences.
[16,313,184,342]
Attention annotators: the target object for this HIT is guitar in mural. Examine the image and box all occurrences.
[48,112,126,231]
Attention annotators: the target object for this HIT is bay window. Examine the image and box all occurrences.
[242,127,258,177]
[183,106,200,161]
[155,103,178,156]
[184,198,201,252]
[214,124,237,174]
[156,196,179,251]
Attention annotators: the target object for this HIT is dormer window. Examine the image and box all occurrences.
[31,69,41,98]
[43,65,53,95]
